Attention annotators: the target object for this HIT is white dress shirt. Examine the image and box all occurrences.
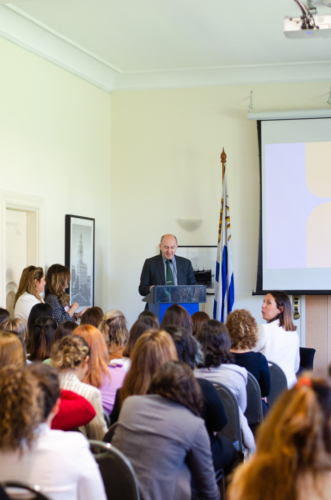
[59,372,107,440]
[254,319,300,388]
[0,424,107,500]
[14,292,43,322]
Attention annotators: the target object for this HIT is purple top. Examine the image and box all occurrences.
[100,362,126,415]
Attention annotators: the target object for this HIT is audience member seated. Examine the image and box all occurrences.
[14,266,45,322]
[0,331,24,368]
[112,361,219,500]
[195,320,255,450]
[191,311,210,336]
[75,324,126,416]
[164,325,239,474]
[99,309,129,364]
[228,376,331,500]
[226,309,270,415]
[122,316,160,372]
[110,329,177,424]
[80,306,104,328]
[53,320,78,343]
[29,363,96,432]
[254,291,300,388]
[27,302,53,352]
[44,321,78,365]
[160,304,193,334]
[45,264,87,325]
[51,335,107,440]
[0,308,9,324]
[138,310,160,327]
[29,316,57,362]
[0,317,28,360]
[0,364,107,500]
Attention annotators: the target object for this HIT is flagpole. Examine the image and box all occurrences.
[220,148,227,182]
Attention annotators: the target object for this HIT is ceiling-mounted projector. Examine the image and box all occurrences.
[284,0,331,37]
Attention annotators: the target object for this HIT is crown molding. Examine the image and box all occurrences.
[0,5,118,92]
[1,4,331,93]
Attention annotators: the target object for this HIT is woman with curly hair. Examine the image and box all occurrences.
[228,376,331,500]
[112,361,219,500]
[14,266,45,322]
[51,335,107,440]
[195,320,255,449]
[44,264,87,326]
[226,309,270,400]
[99,309,129,362]
[110,329,177,424]
[0,364,106,500]
[75,324,126,415]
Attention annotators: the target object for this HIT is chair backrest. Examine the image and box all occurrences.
[103,422,118,443]
[1,482,51,500]
[299,347,316,371]
[213,383,243,451]
[89,440,140,500]
[244,372,263,426]
[268,361,288,408]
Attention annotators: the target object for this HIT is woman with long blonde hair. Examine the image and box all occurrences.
[75,324,126,416]
[110,330,178,424]
[14,266,45,322]
[228,376,331,500]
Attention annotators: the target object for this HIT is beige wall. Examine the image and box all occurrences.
[306,295,331,375]
[0,37,112,312]
[110,82,328,328]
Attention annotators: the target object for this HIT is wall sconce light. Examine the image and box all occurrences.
[177,219,202,232]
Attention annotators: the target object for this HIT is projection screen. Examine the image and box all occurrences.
[256,116,331,294]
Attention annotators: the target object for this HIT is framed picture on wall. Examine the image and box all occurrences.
[176,246,217,295]
[65,215,95,311]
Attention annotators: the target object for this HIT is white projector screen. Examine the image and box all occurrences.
[257,117,331,294]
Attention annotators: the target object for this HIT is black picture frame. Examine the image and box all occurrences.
[65,215,95,310]
[176,245,217,295]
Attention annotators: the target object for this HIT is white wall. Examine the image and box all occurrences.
[0,37,112,312]
[110,82,329,330]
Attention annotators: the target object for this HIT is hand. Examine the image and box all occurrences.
[76,307,89,319]
[68,302,80,317]
[149,285,155,291]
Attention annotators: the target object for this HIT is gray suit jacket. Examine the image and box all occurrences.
[112,395,219,500]
[139,254,196,296]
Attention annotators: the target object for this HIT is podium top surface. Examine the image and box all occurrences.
[142,285,206,304]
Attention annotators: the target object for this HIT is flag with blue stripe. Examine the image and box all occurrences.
[213,170,235,322]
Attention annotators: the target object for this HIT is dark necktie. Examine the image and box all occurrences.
[166,260,174,285]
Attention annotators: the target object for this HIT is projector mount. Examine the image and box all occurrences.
[293,0,318,28]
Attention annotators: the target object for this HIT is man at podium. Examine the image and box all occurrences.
[139,234,197,297]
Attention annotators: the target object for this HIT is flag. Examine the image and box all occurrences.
[213,170,235,323]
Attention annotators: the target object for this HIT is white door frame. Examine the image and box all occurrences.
[0,190,45,308]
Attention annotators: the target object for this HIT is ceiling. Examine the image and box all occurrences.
[1,0,331,91]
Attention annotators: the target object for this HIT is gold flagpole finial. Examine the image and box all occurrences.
[220,148,227,182]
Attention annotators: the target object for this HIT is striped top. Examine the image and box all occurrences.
[59,372,107,441]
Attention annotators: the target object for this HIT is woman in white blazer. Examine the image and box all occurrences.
[255,291,300,388]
